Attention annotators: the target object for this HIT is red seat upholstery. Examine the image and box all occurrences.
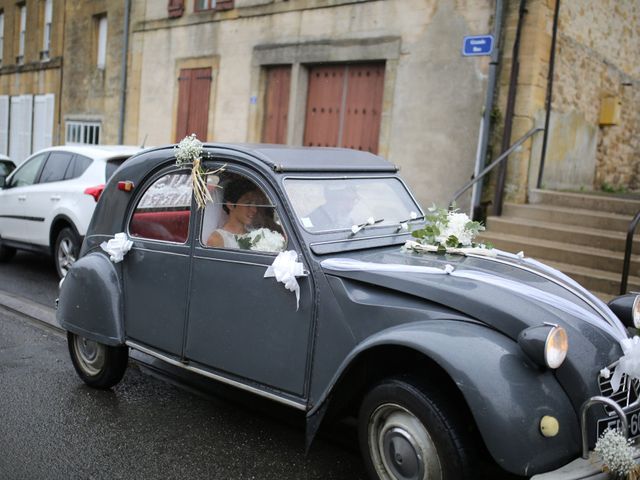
[130,210,191,243]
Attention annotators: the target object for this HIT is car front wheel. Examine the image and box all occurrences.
[67,332,128,389]
[54,227,80,278]
[359,377,473,480]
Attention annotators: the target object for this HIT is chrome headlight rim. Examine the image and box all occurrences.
[544,325,569,369]
[632,295,640,329]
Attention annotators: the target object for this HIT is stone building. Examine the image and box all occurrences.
[0,0,62,163]
[492,0,639,206]
[0,0,130,164]
[125,0,496,209]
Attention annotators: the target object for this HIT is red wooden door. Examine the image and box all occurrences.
[303,63,384,153]
[176,67,212,142]
[262,66,291,144]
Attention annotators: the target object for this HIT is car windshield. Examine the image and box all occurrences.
[284,177,422,233]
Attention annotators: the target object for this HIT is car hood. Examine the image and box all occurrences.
[319,246,628,345]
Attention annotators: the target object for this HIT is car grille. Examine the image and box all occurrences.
[598,365,640,414]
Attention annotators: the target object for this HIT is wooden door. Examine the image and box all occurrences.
[262,66,291,144]
[303,63,384,153]
[176,68,212,142]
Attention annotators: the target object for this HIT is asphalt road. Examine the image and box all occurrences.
[0,253,367,479]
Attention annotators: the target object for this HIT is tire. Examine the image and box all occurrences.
[0,244,16,262]
[54,227,80,279]
[67,332,128,389]
[358,376,473,480]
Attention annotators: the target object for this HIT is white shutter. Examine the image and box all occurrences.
[0,96,8,155]
[32,94,54,153]
[9,95,33,164]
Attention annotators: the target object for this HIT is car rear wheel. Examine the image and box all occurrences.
[67,332,128,389]
[358,377,473,480]
[0,244,16,262]
[55,227,80,278]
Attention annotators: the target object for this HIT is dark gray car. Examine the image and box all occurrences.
[57,144,640,480]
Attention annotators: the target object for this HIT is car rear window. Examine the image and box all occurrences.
[64,154,92,180]
[106,158,128,180]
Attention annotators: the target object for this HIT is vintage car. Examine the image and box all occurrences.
[57,143,640,480]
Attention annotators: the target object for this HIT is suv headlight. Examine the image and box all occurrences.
[518,324,569,369]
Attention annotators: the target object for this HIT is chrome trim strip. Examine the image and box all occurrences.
[467,253,621,332]
[191,255,270,268]
[126,341,307,411]
[132,247,189,257]
[310,231,411,247]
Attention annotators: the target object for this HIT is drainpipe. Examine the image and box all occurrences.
[493,0,527,216]
[470,0,505,221]
[117,0,131,145]
[536,0,560,189]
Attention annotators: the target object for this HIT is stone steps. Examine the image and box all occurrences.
[529,189,640,216]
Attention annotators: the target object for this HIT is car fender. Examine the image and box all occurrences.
[57,252,124,346]
[310,320,580,476]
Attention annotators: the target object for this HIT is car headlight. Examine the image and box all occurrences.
[544,325,569,369]
[608,294,640,329]
[633,296,640,329]
[518,324,569,369]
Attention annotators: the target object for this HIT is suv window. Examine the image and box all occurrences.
[106,158,127,181]
[129,172,192,243]
[64,154,92,180]
[39,152,74,183]
[8,153,47,187]
[202,172,287,253]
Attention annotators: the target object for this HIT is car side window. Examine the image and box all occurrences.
[201,172,287,253]
[129,171,192,243]
[8,153,47,188]
[39,152,74,183]
[64,155,92,180]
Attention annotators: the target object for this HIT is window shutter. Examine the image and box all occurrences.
[9,95,33,164]
[32,94,55,153]
[168,0,184,18]
[0,96,8,155]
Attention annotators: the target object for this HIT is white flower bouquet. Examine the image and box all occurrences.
[409,205,489,252]
[237,228,286,253]
[594,428,640,479]
[175,134,224,209]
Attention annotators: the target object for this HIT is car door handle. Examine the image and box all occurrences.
[50,195,61,201]
[18,195,26,201]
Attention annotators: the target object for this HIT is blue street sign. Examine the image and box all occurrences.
[462,35,494,56]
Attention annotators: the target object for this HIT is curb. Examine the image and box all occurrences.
[0,289,62,332]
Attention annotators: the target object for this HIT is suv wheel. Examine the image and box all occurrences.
[0,244,16,262]
[54,227,80,278]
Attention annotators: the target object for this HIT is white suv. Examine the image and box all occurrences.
[0,145,143,278]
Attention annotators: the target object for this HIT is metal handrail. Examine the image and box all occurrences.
[580,396,628,459]
[620,209,640,295]
[449,127,544,209]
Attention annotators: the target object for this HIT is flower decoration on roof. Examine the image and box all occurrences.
[175,134,224,209]
[405,205,494,256]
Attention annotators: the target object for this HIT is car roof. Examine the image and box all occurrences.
[37,145,145,161]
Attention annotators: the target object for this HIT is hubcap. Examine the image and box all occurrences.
[57,237,76,277]
[368,403,442,480]
[73,336,106,376]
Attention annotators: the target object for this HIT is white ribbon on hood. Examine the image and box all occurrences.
[264,250,306,310]
[321,258,454,275]
[610,336,640,393]
[100,232,133,263]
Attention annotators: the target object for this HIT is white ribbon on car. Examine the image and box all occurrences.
[264,250,306,310]
[321,258,455,275]
[100,232,133,263]
[609,337,640,393]
[404,240,498,257]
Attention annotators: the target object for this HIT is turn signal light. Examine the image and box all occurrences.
[84,184,105,202]
[118,181,135,192]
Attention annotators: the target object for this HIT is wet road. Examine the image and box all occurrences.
[0,306,365,479]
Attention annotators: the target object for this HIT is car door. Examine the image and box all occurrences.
[20,151,74,245]
[122,168,194,356]
[0,153,48,242]
[184,166,314,397]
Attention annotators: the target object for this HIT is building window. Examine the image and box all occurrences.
[17,4,26,65]
[194,0,233,11]
[66,121,101,145]
[96,15,107,69]
[0,12,4,67]
[41,0,52,61]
